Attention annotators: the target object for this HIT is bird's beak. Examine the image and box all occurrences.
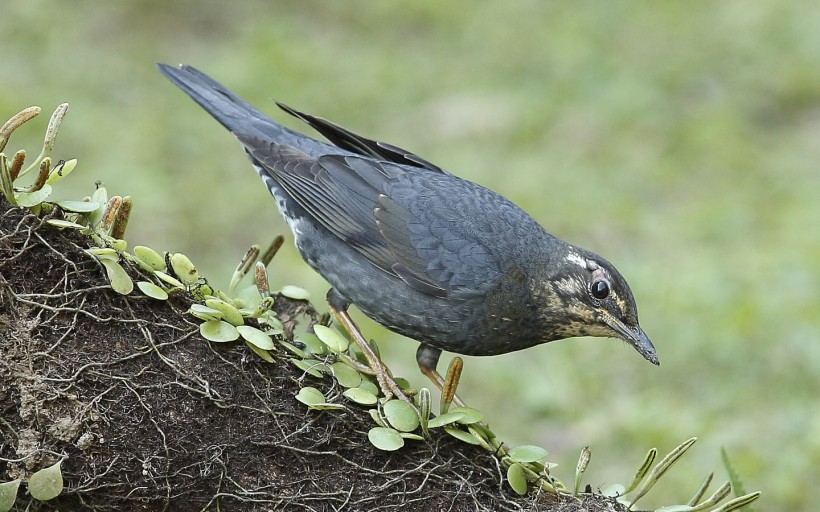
[603,315,659,366]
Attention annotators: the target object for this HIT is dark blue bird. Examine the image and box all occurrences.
[158,63,658,401]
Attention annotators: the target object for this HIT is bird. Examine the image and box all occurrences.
[158,63,658,402]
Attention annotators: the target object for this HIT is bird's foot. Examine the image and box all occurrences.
[328,301,414,406]
[372,361,411,404]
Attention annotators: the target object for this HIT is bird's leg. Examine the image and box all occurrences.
[326,289,410,404]
[416,344,466,408]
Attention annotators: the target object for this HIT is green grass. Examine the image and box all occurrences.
[4,1,818,508]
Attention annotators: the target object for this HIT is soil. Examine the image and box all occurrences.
[0,199,626,511]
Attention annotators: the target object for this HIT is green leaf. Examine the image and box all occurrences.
[205,298,244,326]
[16,184,52,207]
[101,258,133,295]
[0,479,21,512]
[28,460,63,501]
[237,325,274,350]
[331,362,362,388]
[343,387,378,405]
[448,406,484,425]
[368,408,387,427]
[199,320,240,342]
[278,341,306,358]
[46,219,87,230]
[295,332,326,355]
[154,270,185,289]
[508,445,549,463]
[295,387,344,411]
[189,304,223,321]
[244,341,275,363]
[313,325,349,353]
[55,199,99,213]
[170,253,199,285]
[357,380,379,396]
[295,386,326,406]
[280,284,310,300]
[368,427,404,451]
[289,358,327,379]
[506,462,528,495]
[133,246,166,270]
[721,447,748,500]
[87,247,119,261]
[443,426,481,445]
[427,411,466,428]
[45,158,77,185]
[136,281,168,300]
[383,399,420,432]
[258,313,284,334]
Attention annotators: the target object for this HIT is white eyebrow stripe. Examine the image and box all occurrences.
[566,251,587,268]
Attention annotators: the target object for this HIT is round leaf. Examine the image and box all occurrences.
[170,253,199,285]
[0,479,21,511]
[508,445,549,463]
[280,284,310,300]
[101,259,133,295]
[289,358,327,378]
[136,281,168,300]
[368,427,404,451]
[45,158,77,185]
[443,426,481,445]
[343,387,378,405]
[16,184,52,207]
[245,341,275,363]
[427,411,466,428]
[506,462,528,495]
[383,399,420,432]
[55,199,99,213]
[189,304,223,321]
[28,460,63,501]
[295,387,326,406]
[205,298,244,326]
[199,320,240,342]
[110,238,127,252]
[331,362,362,388]
[313,325,349,353]
[294,332,326,355]
[368,409,387,427]
[237,325,274,350]
[278,341,306,358]
[154,271,184,289]
[448,406,484,425]
[357,380,379,396]
[134,246,166,270]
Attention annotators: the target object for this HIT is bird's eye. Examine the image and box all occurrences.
[590,280,610,299]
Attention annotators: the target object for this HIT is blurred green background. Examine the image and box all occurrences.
[3,1,818,509]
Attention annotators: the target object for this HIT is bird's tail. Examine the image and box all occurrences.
[157,63,310,150]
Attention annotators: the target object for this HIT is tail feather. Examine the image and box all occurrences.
[157,63,338,157]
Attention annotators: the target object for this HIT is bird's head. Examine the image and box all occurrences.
[540,247,659,365]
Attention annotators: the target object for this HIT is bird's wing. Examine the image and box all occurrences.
[276,102,445,173]
[240,134,497,298]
